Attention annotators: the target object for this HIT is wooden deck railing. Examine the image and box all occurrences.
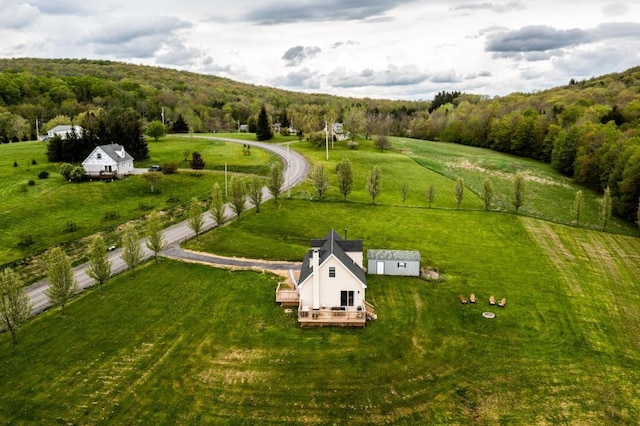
[275,282,299,305]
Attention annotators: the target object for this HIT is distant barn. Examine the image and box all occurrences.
[367,249,421,277]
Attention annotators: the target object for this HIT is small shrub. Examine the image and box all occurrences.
[28,180,35,186]
[104,210,119,220]
[13,160,18,167]
[63,221,78,233]
[166,196,180,203]
[31,159,37,165]
[38,171,50,179]
[162,162,178,174]
[17,234,35,248]
[138,202,154,211]
[348,141,359,150]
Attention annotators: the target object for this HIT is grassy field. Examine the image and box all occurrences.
[0,138,275,270]
[2,208,640,423]
[391,137,634,234]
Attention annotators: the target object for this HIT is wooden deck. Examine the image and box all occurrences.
[298,307,367,327]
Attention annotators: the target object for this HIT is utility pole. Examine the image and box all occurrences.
[225,163,228,197]
[325,120,329,161]
[161,107,165,125]
[287,142,291,198]
[35,119,40,141]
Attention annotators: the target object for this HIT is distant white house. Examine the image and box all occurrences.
[331,123,349,141]
[46,125,84,140]
[81,144,134,178]
[288,230,376,327]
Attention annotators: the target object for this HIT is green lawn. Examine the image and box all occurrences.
[3,207,640,423]
[0,139,275,270]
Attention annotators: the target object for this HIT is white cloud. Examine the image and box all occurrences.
[0,1,40,29]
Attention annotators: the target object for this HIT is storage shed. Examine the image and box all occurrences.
[367,249,421,277]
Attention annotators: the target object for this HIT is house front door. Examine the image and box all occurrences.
[376,261,384,275]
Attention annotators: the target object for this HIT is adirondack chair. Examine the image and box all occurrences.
[498,298,506,307]
[469,294,476,303]
[489,295,496,305]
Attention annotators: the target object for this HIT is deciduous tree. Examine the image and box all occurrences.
[366,165,382,204]
[426,184,435,208]
[230,177,247,217]
[401,182,409,204]
[142,171,163,193]
[145,120,166,141]
[86,234,111,291]
[572,190,584,226]
[121,224,144,273]
[187,198,205,241]
[210,183,226,226]
[45,247,77,316]
[310,164,329,200]
[599,186,612,230]
[0,268,32,344]
[337,157,353,201]
[454,177,464,209]
[145,212,166,259]
[247,176,264,213]
[268,162,285,203]
[511,173,526,213]
[482,178,494,210]
[374,135,391,152]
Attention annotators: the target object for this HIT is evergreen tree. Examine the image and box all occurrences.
[190,151,205,172]
[172,114,189,133]
[256,105,274,141]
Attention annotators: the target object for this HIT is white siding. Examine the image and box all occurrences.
[299,254,365,310]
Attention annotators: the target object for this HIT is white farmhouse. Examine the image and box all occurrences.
[82,144,134,178]
[46,125,84,140]
[293,230,376,327]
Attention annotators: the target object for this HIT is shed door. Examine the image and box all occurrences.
[376,261,385,275]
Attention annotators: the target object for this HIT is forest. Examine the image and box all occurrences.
[0,58,639,221]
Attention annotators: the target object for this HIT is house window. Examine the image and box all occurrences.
[97,153,102,160]
[329,267,336,278]
[341,291,354,306]
[397,262,407,268]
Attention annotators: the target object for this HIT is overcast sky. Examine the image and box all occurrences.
[1,0,639,100]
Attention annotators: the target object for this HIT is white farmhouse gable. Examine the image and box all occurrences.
[82,144,134,178]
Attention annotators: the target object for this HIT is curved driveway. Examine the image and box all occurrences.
[24,137,309,315]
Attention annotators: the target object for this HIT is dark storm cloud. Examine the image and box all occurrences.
[243,0,416,25]
[486,25,590,53]
[282,45,321,66]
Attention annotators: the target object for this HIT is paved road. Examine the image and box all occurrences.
[24,137,309,316]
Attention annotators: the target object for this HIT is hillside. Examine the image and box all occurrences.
[0,58,639,222]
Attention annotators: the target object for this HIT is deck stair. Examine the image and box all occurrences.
[364,301,377,320]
